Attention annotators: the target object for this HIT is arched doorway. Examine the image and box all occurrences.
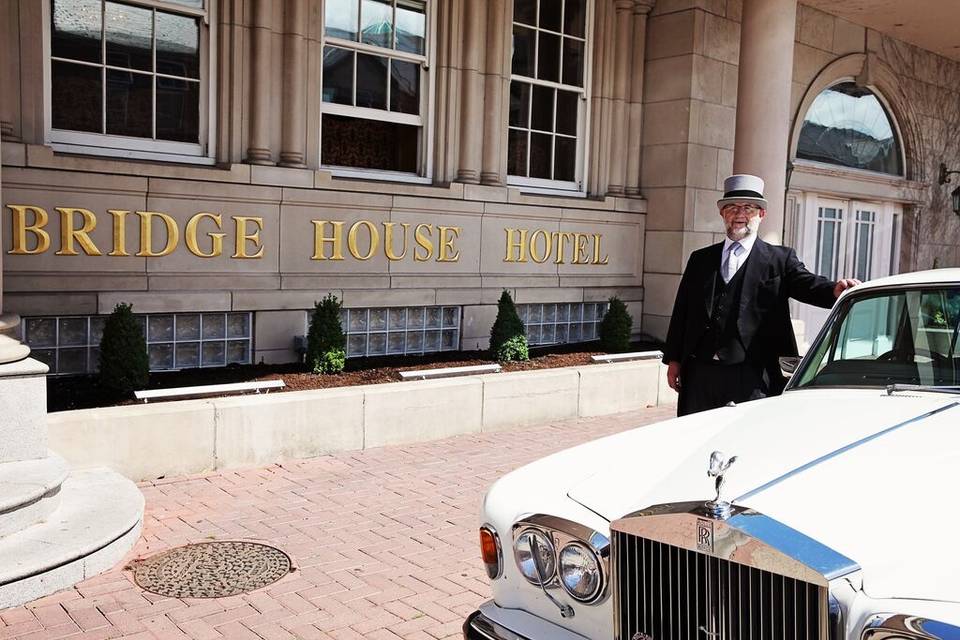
[787,81,909,349]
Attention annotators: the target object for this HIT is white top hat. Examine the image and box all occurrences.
[717,174,768,209]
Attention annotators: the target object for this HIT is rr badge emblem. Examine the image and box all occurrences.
[696,517,714,553]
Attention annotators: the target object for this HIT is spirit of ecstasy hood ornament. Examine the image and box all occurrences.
[705,450,737,519]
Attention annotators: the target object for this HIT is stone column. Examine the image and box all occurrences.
[279,0,307,167]
[457,0,486,183]
[245,0,275,165]
[624,0,654,196]
[607,0,634,196]
[480,0,508,186]
[733,0,797,244]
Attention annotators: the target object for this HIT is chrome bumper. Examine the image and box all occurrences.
[463,610,530,640]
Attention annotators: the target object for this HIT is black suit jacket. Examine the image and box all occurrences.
[662,238,836,394]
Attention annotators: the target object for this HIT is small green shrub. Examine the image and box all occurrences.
[599,296,633,353]
[496,334,529,362]
[98,302,149,397]
[307,294,347,374]
[490,290,529,362]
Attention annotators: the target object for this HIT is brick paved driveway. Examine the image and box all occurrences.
[0,405,676,640]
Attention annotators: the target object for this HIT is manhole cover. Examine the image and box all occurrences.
[132,541,292,598]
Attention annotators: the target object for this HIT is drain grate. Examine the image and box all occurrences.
[132,541,292,598]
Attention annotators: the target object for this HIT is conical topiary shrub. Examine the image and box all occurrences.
[489,290,529,362]
[307,293,347,374]
[599,296,633,353]
[98,302,149,397]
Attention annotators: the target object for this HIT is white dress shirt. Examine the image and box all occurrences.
[721,233,757,281]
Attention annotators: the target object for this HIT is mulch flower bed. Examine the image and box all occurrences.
[47,340,662,412]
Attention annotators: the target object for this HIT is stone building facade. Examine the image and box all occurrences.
[1,0,959,373]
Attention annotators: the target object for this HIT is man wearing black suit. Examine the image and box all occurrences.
[663,174,860,416]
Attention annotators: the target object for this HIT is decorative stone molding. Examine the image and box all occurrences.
[245,0,276,165]
[279,0,308,168]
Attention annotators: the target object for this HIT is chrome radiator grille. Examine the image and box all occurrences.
[612,530,827,640]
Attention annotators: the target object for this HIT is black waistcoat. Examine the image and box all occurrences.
[695,260,748,363]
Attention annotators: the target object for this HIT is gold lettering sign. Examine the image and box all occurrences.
[4,205,611,267]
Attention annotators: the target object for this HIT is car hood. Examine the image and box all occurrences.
[565,389,960,603]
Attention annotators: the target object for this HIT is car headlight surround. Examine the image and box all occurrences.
[558,541,603,603]
[510,515,610,605]
[513,527,556,585]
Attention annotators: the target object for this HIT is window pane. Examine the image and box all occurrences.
[175,342,199,368]
[442,307,458,327]
[106,70,153,138]
[441,329,456,350]
[356,53,388,109]
[360,0,392,48]
[512,26,535,77]
[52,61,102,133]
[530,132,552,179]
[531,84,554,131]
[563,0,585,37]
[514,0,535,26]
[156,11,200,79]
[349,309,368,332]
[539,0,561,32]
[52,0,102,63]
[510,81,530,127]
[390,59,419,114]
[90,317,106,344]
[59,348,87,374]
[368,333,386,355]
[348,334,367,356]
[105,1,153,72]
[424,330,440,351]
[396,0,425,54]
[406,307,424,328]
[323,46,354,105]
[156,77,199,142]
[227,313,249,338]
[26,318,57,347]
[226,340,249,364]
[59,317,88,346]
[321,114,419,172]
[369,308,387,330]
[537,31,560,82]
[201,314,225,339]
[554,135,576,181]
[166,0,204,7]
[508,128,528,176]
[326,0,359,40]
[426,307,441,329]
[201,341,225,367]
[556,90,577,135]
[148,315,174,342]
[176,314,201,340]
[562,37,584,87]
[406,331,423,351]
[150,343,174,369]
[388,308,406,330]
[388,332,405,354]
[797,82,902,175]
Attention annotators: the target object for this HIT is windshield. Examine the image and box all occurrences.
[793,286,960,388]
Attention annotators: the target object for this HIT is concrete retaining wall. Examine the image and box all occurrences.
[48,360,677,481]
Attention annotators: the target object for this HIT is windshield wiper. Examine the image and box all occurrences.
[886,384,960,396]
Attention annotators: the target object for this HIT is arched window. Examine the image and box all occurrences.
[797,82,902,175]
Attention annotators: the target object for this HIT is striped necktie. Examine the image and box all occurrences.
[722,241,744,284]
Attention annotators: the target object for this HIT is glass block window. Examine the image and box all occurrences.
[48,0,210,158]
[22,312,252,374]
[321,0,430,174]
[508,0,589,191]
[333,306,460,357]
[519,302,607,347]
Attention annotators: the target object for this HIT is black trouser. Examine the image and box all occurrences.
[677,358,769,417]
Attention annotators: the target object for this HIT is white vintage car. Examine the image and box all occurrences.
[465,268,960,640]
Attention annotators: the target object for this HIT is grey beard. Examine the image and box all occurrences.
[726,218,760,241]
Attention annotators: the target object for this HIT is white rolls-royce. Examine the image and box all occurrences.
[464,269,960,640]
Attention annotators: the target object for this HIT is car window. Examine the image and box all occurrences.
[794,287,960,388]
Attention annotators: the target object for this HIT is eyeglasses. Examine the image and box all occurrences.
[721,203,762,216]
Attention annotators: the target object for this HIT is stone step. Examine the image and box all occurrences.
[0,468,144,610]
[0,453,70,538]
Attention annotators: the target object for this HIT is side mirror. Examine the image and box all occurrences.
[779,356,801,376]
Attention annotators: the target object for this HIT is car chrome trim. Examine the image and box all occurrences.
[511,514,610,605]
[480,524,503,580]
[735,401,960,504]
[463,610,531,640]
[862,613,960,639]
[612,501,859,584]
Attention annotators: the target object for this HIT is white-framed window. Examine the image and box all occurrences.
[22,312,252,374]
[318,306,460,357]
[519,302,606,346]
[508,0,590,193]
[45,0,215,163]
[320,0,434,179]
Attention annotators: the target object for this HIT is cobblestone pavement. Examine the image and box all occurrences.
[0,404,677,640]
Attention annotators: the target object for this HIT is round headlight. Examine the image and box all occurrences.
[513,528,556,585]
[558,542,603,602]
